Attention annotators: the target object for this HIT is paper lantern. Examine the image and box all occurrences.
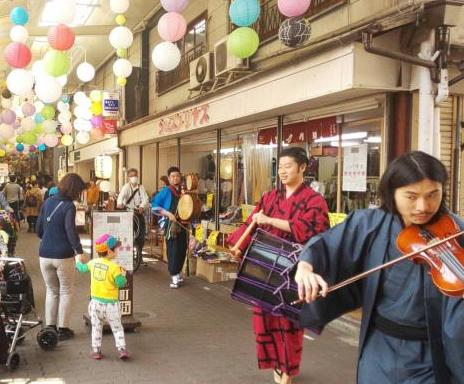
[279,18,311,47]
[43,120,58,134]
[35,76,62,103]
[34,115,45,125]
[115,15,126,26]
[73,106,92,120]
[58,75,68,87]
[10,7,29,25]
[48,24,75,51]
[74,118,92,132]
[277,0,311,17]
[61,134,73,146]
[58,110,72,124]
[90,102,103,116]
[116,48,127,58]
[113,59,133,78]
[51,0,76,24]
[160,0,189,12]
[4,42,32,68]
[110,0,130,14]
[1,110,16,125]
[73,91,88,105]
[90,90,102,102]
[10,25,29,43]
[99,180,111,193]
[41,105,56,120]
[22,132,37,145]
[38,143,46,151]
[158,12,187,42]
[0,124,14,139]
[76,131,90,144]
[0,149,5,157]
[95,154,113,179]
[90,115,103,128]
[29,145,36,152]
[21,117,35,131]
[229,0,260,27]
[57,101,69,112]
[16,143,24,152]
[21,102,36,117]
[43,50,70,77]
[32,60,46,82]
[227,27,260,59]
[44,134,58,147]
[90,127,105,140]
[1,99,12,109]
[117,77,127,87]
[109,26,133,49]
[152,42,181,71]
[60,121,72,134]
[76,62,95,82]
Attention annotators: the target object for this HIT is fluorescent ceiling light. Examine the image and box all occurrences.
[213,148,242,154]
[364,136,381,143]
[315,131,367,143]
[330,141,361,147]
[39,0,99,27]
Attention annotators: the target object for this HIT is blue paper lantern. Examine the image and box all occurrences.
[38,143,46,152]
[10,7,29,26]
[16,143,24,152]
[229,0,260,27]
[34,114,45,124]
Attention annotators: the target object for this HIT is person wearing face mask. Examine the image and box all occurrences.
[151,166,187,289]
[117,169,149,259]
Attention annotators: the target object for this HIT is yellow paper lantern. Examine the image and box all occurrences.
[90,102,102,116]
[90,90,102,102]
[61,134,73,146]
[0,149,5,157]
[117,77,127,86]
[115,14,126,25]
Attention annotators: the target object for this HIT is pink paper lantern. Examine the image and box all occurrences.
[90,115,103,128]
[22,102,36,117]
[1,109,16,125]
[277,0,311,17]
[44,134,59,147]
[160,0,189,12]
[48,24,75,51]
[4,42,31,68]
[60,122,72,134]
[157,12,187,42]
[29,145,37,152]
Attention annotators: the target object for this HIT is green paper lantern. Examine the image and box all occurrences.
[43,49,70,77]
[22,132,37,145]
[34,124,44,134]
[16,135,24,143]
[116,48,127,58]
[227,27,259,59]
[41,105,55,120]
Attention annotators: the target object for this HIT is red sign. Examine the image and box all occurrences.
[103,119,118,135]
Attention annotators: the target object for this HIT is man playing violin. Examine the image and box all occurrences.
[295,151,464,383]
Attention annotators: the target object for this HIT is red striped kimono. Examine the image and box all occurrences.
[228,183,329,376]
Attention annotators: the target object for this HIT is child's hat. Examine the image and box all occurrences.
[95,233,120,253]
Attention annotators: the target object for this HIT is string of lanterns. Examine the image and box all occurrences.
[152,0,189,72]
[228,0,260,59]
[277,0,312,48]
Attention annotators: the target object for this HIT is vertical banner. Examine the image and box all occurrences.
[342,144,368,192]
[92,211,134,316]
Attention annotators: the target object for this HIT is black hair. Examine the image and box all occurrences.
[378,151,448,215]
[279,147,309,167]
[167,166,181,176]
[9,175,16,183]
[97,250,108,257]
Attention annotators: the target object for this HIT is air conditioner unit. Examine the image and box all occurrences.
[214,36,250,77]
[190,52,214,89]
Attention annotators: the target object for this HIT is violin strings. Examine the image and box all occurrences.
[420,230,464,280]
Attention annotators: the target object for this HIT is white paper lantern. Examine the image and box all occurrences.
[76,130,90,144]
[73,105,92,120]
[73,91,88,106]
[60,121,73,134]
[34,101,44,113]
[32,60,47,82]
[76,62,95,82]
[50,0,76,24]
[113,59,133,78]
[95,154,113,179]
[0,124,14,140]
[110,0,130,14]
[44,134,59,148]
[99,180,111,193]
[152,42,181,72]
[58,75,68,87]
[10,25,29,43]
[21,117,35,131]
[73,118,92,132]
[109,26,133,49]
[7,69,34,97]
[57,100,69,112]
[35,76,62,103]
[58,110,72,124]
[43,119,58,134]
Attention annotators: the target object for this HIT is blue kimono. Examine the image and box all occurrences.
[298,209,464,384]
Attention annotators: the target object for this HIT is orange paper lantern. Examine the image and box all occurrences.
[47,24,75,51]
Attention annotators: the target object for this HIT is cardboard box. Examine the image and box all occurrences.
[195,258,238,283]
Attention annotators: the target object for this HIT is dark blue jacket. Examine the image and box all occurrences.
[37,193,83,259]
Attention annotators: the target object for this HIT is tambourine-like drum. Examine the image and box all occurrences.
[177,193,202,222]
[231,229,303,322]
[186,173,199,191]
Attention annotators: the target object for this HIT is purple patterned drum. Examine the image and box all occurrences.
[231,229,303,322]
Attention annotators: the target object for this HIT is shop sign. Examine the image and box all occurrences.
[102,119,118,135]
[157,104,209,136]
[102,92,120,117]
[343,144,368,192]
[0,164,9,177]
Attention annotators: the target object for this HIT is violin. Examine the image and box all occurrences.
[292,213,464,305]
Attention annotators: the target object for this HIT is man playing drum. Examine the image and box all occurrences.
[228,147,329,384]
[152,166,188,289]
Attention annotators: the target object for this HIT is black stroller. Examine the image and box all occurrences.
[0,257,58,371]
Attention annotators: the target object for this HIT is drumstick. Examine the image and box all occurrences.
[231,211,261,252]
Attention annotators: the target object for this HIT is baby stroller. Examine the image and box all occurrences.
[0,257,58,371]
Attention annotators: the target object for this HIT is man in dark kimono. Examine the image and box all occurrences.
[295,151,464,383]
[152,166,188,289]
[229,147,329,384]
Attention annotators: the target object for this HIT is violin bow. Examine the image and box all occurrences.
[292,229,464,305]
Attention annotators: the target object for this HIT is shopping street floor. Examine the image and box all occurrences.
[1,228,358,383]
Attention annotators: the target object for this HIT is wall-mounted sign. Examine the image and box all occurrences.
[102,92,120,117]
[157,104,209,136]
[343,144,368,192]
[103,119,118,135]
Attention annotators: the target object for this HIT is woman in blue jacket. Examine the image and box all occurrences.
[37,173,86,341]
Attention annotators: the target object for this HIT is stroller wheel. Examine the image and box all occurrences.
[37,328,58,351]
[6,352,20,371]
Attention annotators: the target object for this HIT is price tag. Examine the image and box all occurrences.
[207,230,219,251]
[195,225,203,243]
[206,193,214,208]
